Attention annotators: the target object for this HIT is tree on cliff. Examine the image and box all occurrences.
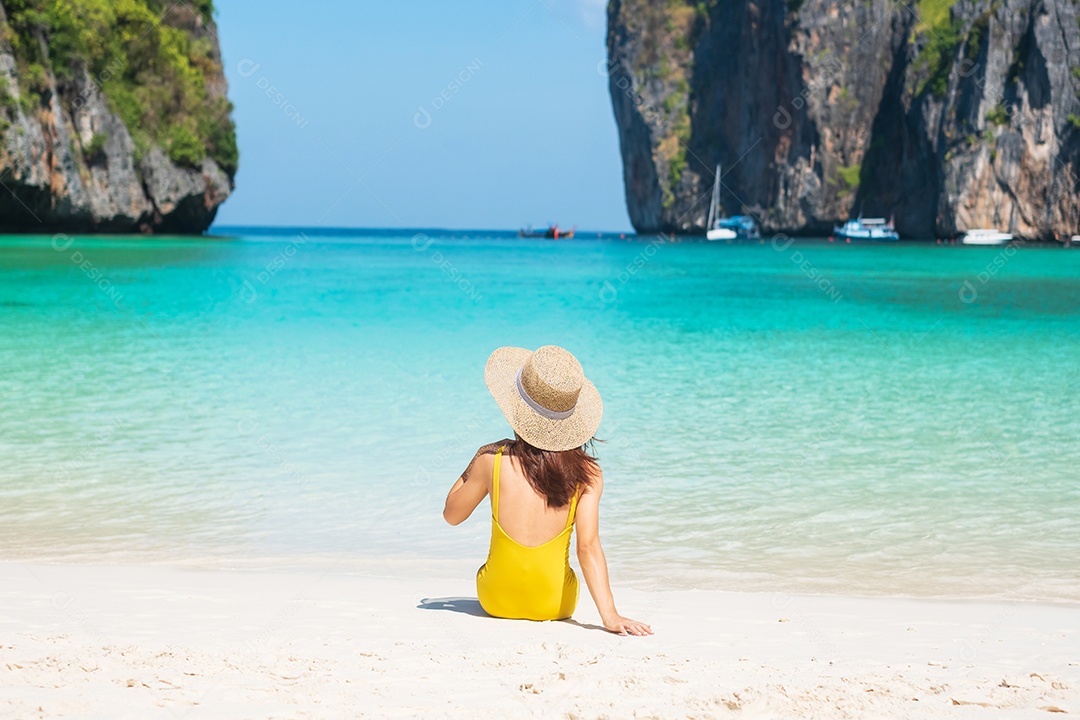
[0,0,236,233]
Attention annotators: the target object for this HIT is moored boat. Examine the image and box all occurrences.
[960,229,1013,246]
[833,216,900,241]
[715,214,761,240]
[519,224,574,239]
[706,226,737,241]
[705,165,757,240]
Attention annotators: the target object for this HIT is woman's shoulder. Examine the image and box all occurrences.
[580,461,604,494]
[474,439,514,457]
[462,439,513,484]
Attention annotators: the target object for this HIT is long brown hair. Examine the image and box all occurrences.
[507,434,599,508]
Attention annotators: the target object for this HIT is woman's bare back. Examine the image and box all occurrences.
[468,442,575,547]
[490,450,574,547]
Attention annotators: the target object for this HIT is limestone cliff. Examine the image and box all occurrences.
[607,0,1080,240]
[0,1,236,233]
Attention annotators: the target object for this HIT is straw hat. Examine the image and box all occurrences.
[485,345,602,452]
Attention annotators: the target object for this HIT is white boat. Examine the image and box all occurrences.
[960,229,1013,245]
[833,216,900,241]
[1069,235,1080,246]
[706,227,737,241]
[715,215,761,240]
[705,164,737,241]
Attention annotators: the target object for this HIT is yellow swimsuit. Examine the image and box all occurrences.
[476,447,580,621]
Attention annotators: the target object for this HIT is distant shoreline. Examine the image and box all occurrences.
[4,226,1077,246]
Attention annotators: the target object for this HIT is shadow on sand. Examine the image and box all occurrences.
[416,596,488,617]
[417,597,610,632]
[559,618,609,633]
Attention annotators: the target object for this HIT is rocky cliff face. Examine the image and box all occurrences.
[607,0,1080,240]
[0,2,235,234]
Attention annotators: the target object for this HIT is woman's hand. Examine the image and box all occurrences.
[602,614,653,636]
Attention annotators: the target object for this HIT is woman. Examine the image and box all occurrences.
[442,345,652,636]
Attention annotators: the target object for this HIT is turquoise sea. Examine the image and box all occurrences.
[1,228,1078,602]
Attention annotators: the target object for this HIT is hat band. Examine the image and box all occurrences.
[516,368,575,420]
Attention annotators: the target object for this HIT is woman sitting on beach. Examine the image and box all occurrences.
[443,345,652,636]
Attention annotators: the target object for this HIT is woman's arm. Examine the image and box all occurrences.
[442,442,508,526]
[575,470,653,636]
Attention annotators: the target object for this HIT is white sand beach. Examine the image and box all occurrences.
[1,561,1076,719]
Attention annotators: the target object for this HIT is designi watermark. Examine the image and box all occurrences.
[958,240,1026,303]
[413,58,484,129]
[771,234,843,302]
[599,235,665,303]
[240,232,310,303]
[51,234,124,307]
[237,59,309,129]
[411,233,483,302]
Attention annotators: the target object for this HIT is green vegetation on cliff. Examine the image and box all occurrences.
[831,163,862,198]
[913,0,961,97]
[620,0,699,209]
[2,0,237,176]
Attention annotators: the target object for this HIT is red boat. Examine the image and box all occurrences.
[518,224,575,239]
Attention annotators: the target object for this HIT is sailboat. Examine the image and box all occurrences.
[706,164,737,241]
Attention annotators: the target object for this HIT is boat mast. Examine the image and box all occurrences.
[708,163,721,230]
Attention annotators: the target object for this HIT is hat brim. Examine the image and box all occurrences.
[485,347,602,452]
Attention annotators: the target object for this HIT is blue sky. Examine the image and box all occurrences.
[210,0,632,232]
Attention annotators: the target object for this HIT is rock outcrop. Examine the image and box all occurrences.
[607,0,1080,240]
[0,2,235,234]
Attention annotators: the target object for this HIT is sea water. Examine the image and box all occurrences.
[1,229,1077,602]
